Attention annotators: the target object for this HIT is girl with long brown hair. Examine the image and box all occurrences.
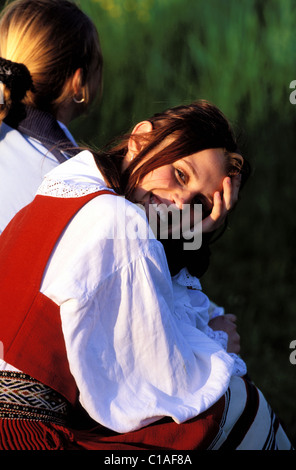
[0,99,292,450]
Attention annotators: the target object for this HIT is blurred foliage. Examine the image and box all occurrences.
[2,0,296,444]
[73,0,296,444]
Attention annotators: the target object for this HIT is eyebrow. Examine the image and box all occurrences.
[183,159,199,180]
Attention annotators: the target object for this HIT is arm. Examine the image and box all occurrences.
[41,195,235,433]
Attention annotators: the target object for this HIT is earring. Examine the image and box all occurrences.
[73,95,85,104]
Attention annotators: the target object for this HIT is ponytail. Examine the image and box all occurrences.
[0,0,102,117]
[0,57,34,124]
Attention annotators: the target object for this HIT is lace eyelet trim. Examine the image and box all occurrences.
[37,178,103,198]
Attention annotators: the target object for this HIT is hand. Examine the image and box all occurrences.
[202,175,241,233]
[208,313,241,354]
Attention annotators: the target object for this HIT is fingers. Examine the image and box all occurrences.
[227,330,241,355]
[208,314,237,331]
[224,313,237,323]
[208,314,240,354]
[223,175,241,211]
[202,175,242,233]
[222,177,232,211]
[201,191,225,232]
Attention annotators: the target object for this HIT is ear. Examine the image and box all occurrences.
[71,68,85,102]
[128,120,153,155]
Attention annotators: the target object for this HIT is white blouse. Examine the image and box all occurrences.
[1,151,236,433]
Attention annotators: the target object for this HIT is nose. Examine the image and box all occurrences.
[172,189,193,210]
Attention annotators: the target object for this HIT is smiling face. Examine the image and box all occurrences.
[121,103,247,241]
[130,147,227,220]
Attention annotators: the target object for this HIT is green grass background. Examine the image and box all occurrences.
[3,0,296,445]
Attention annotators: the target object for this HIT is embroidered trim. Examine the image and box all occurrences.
[0,371,70,424]
[37,178,105,198]
[172,267,202,290]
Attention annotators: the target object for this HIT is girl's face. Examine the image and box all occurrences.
[131,147,227,220]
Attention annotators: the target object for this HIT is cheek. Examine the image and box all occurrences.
[133,175,151,199]
[130,166,173,202]
[132,174,156,198]
[143,167,174,189]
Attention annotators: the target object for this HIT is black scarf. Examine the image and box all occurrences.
[4,105,80,163]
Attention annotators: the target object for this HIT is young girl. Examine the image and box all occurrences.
[0,100,292,450]
[0,0,242,383]
[0,0,102,233]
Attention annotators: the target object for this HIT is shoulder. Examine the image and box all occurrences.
[0,122,30,151]
[73,191,156,252]
[0,123,60,232]
[41,189,168,299]
[38,150,155,245]
[0,122,59,165]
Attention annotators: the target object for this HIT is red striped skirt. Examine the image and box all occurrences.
[0,372,293,450]
[0,370,81,450]
[0,419,79,450]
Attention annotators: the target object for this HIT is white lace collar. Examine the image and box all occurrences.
[37,150,114,198]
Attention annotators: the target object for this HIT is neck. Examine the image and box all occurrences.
[56,101,82,127]
[56,109,70,127]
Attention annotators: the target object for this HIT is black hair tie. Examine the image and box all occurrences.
[0,57,34,102]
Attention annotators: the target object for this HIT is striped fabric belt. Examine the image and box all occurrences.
[0,371,70,425]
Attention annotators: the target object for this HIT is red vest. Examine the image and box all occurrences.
[0,191,113,406]
[0,191,226,450]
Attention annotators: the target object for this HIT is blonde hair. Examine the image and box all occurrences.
[0,0,102,122]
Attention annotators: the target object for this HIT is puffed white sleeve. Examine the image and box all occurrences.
[41,194,234,433]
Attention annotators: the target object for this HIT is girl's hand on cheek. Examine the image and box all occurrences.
[202,175,241,233]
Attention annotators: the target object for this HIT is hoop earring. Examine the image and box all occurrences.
[73,95,85,104]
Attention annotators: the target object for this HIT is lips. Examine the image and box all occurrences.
[149,193,168,221]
